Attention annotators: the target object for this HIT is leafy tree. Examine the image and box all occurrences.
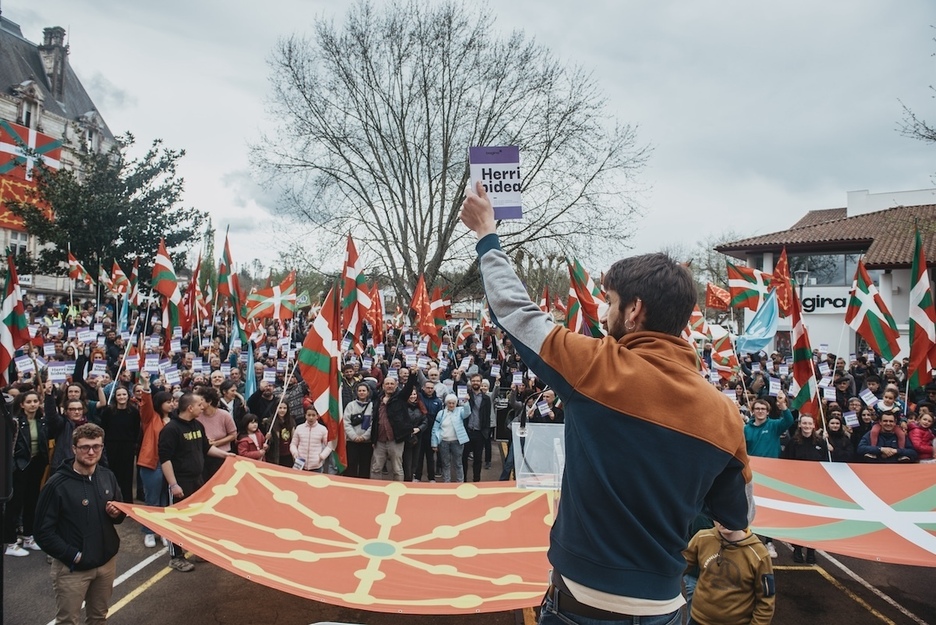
[255,0,649,304]
[10,133,206,280]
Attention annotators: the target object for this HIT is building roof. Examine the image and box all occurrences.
[716,204,936,269]
[0,16,114,139]
[789,207,847,229]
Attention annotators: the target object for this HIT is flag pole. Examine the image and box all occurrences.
[66,242,74,309]
[807,354,833,462]
[207,283,220,361]
[107,312,142,405]
[265,354,301,439]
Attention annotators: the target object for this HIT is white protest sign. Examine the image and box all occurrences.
[468,146,523,220]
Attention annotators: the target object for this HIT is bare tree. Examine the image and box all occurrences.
[899,29,935,179]
[254,0,649,303]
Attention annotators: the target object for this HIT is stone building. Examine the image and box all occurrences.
[0,14,116,297]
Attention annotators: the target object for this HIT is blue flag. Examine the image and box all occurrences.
[244,340,257,398]
[118,296,129,333]
[735,289,779,354]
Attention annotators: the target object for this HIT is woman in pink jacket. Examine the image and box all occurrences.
[290,406,330,472]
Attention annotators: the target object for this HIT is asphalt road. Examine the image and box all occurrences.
[3,448,933,625]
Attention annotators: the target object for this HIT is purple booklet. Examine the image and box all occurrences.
[468,146,523,220]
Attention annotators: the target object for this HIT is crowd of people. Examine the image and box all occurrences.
[1,292,555,566]
[4,261,935,624]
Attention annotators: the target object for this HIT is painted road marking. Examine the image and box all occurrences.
[776,541,927,625]
[44,548,168,625]
[107,566,173,617]
[820,550,930,625]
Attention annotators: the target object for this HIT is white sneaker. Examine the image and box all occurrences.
[766,543,778,559]
[144,534,157,548]
[21,536,42,551]
[5,544,29,557]
[161,537,169,547]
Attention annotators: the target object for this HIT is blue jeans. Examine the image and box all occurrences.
[438,440,464,483]
[139,466,167,535]
[539,594,682,625]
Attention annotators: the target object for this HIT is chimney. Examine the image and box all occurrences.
[38,26,68,100]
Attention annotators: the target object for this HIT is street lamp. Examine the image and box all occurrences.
[794,268,809,303]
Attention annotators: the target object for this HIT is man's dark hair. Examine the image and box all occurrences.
[603,252,696,336]
[72,423,104,445]
[178,392,200,414]
[194,385,221,407]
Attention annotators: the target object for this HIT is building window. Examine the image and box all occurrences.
[9,231,29,257]
[788,252,878,286]
[20,100,39,129]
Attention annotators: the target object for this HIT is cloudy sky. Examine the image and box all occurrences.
[4,0,934,272]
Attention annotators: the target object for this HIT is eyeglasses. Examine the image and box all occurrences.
[66,407,84,412]
[74,444,104,453]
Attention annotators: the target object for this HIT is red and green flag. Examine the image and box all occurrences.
[709,324,739,380]
[246,271,297,321]
[567,258,606,338]
[111,261,130,295]
[67,251,94,286]
[726,261,771,311]
[564,286,582,333]
[845,259,900,362]
[127,258,140,308]
[789,289,819,417]
[298,287,346,473]
[152,238,184,336]
[908,228,936,390]
[98,263,116,295]
[340,236,371,346]
[539,286,550,313]
[456,319,474,348]
[1,255,30,386]
[688,304,711,339]
[427,286,447,358]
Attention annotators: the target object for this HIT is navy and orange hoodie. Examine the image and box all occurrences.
[477,233,752,604]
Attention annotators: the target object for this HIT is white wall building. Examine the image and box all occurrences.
[717,188,936,362]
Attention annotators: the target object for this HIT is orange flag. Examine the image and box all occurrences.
[705,283,730,310]
[771,248,794,317]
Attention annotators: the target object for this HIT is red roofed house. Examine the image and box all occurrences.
[716,188,936,361]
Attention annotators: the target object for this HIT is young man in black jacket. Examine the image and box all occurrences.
[35,423,125,625]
